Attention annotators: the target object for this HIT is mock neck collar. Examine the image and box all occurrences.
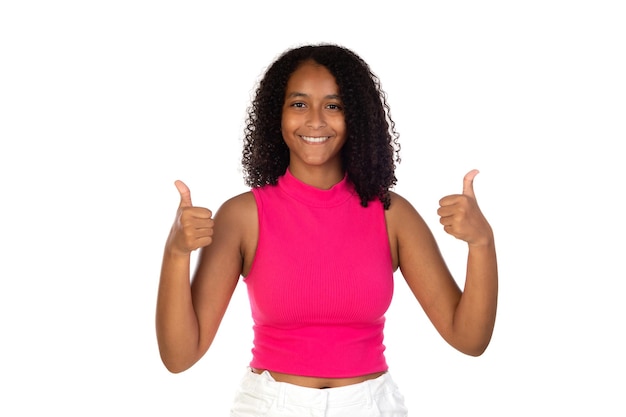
[278,168,355,207]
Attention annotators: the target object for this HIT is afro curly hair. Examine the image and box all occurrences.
[242,44,400,209]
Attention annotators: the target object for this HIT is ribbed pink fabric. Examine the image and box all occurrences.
[245,168,394,378]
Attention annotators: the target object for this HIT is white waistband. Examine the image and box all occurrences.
[240,368,398,409]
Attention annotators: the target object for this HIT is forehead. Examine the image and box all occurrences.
[285,61,339,94]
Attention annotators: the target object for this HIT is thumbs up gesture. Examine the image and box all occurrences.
[166,180,215,255]
[437,170,493,246]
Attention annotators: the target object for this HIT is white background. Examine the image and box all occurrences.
[1,1,625,415]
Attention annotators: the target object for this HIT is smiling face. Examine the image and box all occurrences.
[281,61,347,185]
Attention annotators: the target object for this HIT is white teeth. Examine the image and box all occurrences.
[301,136,330,143]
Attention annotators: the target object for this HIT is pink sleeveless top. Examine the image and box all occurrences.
[245,169,394,378]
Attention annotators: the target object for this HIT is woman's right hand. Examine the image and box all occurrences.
[166,180,214,255]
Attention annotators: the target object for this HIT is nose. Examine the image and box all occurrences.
[306,107,326,129]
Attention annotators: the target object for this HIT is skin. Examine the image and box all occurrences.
[156,61,498,389]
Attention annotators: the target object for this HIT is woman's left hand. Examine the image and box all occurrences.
[437,169,493,247]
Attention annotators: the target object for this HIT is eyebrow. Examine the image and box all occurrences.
[286,92,342,100]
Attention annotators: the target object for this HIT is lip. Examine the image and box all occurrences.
[300,135,331,144]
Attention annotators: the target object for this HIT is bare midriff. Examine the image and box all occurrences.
[251,368,386,389]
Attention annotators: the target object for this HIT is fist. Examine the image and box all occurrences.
[437,170,493,246]
[167,180,214,254]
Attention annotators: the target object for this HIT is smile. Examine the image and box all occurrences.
[300,136,331,144]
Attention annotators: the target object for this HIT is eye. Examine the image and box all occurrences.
[327,103,343,111]
[290,102,306,108]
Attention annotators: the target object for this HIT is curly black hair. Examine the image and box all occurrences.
[242,44,401,209]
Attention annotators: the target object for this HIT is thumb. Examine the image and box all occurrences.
[462,169,479,198]
[175,180,192,208]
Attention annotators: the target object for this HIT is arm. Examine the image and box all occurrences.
[388,170,497,356]
[155,181,253,373]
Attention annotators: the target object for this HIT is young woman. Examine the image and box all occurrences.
[156,44,498,416]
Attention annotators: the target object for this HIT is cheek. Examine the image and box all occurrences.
[281,114,298,134]
[336,119,347,137]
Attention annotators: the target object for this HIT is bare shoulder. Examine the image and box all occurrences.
[213,190,258,249]
[216,190,257,218]
[208,191,255,234]
[212,191,258,276]
[388,190,413,209]
[387,190,437,239]
[386,190,423,226]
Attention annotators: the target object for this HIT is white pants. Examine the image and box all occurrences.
[230,368,408,417]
